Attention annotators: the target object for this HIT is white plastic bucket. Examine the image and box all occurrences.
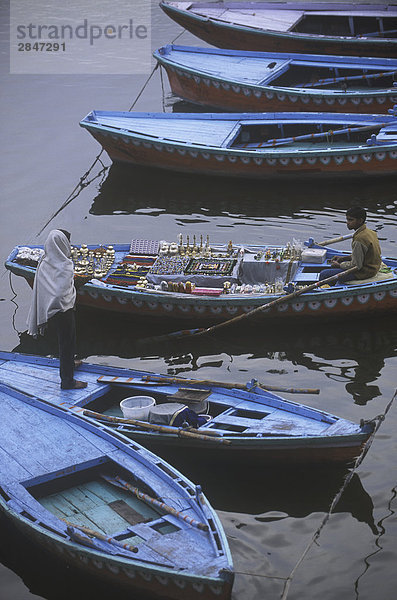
[120,396,156,421]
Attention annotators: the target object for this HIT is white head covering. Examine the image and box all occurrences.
[27,230,76,337]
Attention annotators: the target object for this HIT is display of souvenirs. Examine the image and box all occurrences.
[253,241,303,262]
[72,244,115,279]
[104,255,155,287]
[150,255,190,276]
[186,258,237,276]
[129,239,160,255]
[14,247,44,266]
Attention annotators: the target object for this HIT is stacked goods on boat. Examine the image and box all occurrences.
[103,235,305,296]
[11,236,307,296]
[7,238,397,322]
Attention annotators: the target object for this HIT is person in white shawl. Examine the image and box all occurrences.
[27,229,87,389]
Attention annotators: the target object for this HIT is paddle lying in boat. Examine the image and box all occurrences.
[79,110,397,179]
[154,45,397,113]
[159,2,397,58]
[0,379,233,599]
[0,352,375,467]
[5,235,397,325]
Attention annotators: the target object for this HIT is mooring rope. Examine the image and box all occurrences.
[9,272,22,336]
[171,28,187,44]
[353,484,397,599]
[34,63,160,237]
[128,63,159,111]
[36,154,109,236]
[279,389,397,600]
[160,65,166,112]
[230,390,397,594]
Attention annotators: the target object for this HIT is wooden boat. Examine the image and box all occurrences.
[154,45,397,114]
[160,2,397,58]
[5,237,397,324]
[0,352,375,466]
[0,377,233,600]
[79,110,397,179]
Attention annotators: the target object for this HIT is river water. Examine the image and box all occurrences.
[1,1,396,599]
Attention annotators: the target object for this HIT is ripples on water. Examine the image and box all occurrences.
[1,0,397,598]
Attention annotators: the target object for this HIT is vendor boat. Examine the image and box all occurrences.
[0,352,375,466]
[0,379,233,600]
[159,2,397,58]
[154,45,397,113]
[79,110,397,179]
[5,236,397,324]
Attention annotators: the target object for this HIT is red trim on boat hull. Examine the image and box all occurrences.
[89,130,397,179]
[165,66,397,114]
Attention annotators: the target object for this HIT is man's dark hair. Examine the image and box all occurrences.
[346,207,366,222]
[58,229,71,241]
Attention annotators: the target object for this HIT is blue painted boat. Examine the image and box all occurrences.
[0,352,375,466]
[154,45,397,113]
[160,2,397,58]
[5,237,397,325]
[0,377,233,600]
[79,110,397,178]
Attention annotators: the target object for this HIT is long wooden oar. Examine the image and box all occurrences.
[182,266,359,339]
[141,375,319,395]
[261,122,387,148]
[102,474,209,532]
[96,374,318,395]
[83,408,229,443]
[298,69,397,89]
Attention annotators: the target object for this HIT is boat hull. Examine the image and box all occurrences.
[164,64,397,114]
[1,505,231,600]
[86,128,397,179]
[161,3,397,58]
[116,430,370,467]
[6,249,397,325]
[74,283,397,323]
[0,353,375,470]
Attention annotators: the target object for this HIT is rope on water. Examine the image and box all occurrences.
[279,389,397,600]
[353,484,397,599]
[9,272,22,336]
[160,65,166,112]
[35,64,160,237]
[128,63,159,111]
[36,153,109,237]
[229,390,397,592]
[171,28,187,43]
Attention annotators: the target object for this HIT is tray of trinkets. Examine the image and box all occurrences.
[185,258,237,276]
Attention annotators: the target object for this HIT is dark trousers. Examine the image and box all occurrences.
[50,308,76,388]
[319,267,355,284]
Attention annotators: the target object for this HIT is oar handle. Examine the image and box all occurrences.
[316,233,354,246]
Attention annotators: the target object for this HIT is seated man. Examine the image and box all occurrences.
[319,207,381,285]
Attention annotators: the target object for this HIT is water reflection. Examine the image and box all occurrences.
[14,311,397,407]
[90,163,397,220]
